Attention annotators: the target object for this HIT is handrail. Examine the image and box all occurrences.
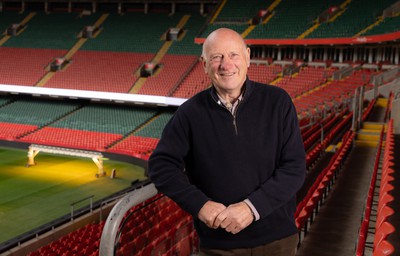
[70,195,94,221]
[355,125,384,256]
[99,183,158,256]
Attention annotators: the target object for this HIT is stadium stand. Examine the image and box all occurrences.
[307,0,399,38]
[0,0,400,255]
[137,54,198,96]
[247,0,344,39]
[171,60,212,98]
[362,15,400,36]
[0,47,65,85]
[0,98,80,127]
[44,51,153,93]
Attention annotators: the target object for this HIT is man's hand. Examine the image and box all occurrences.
[213,201,254,234]
[198,201,226,228]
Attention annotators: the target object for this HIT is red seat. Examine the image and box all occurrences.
[376,206,395,230]
[374,240,395,256]
[373,222,395,250]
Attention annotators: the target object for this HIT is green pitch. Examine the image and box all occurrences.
[0,146,147,244]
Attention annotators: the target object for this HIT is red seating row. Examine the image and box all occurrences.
[372,119,396,256]
[293,68,380,120]
[28,222,105,256]
[18,127,122,151]
[303,108,348,153]
[44,51,154,93]
[107,135,160,160]
[115,195,198,256]
[247,63,282,85]
[0,47,65,86]
[296,130,355,242]
[306,110,353,167]
[172,61,211,99]
[28,194,199,256]
[356,124,385,256]
[276,66,333,98]
[138,55,198,96]
[0,122,38,140]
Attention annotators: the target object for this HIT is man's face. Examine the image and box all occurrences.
[202,32,250,93]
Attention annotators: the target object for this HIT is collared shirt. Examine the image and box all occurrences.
[216,93,243,115]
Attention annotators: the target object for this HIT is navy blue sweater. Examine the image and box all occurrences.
[148,79,306,249]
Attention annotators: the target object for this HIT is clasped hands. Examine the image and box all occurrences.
[198,200,254,235]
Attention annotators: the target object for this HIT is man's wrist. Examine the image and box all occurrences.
[243,199,260,221]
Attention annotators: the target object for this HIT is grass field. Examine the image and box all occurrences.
[0,146,147,244]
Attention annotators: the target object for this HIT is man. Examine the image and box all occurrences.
[148,28,306,256]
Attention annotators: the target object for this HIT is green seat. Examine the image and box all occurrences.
[4,12,101,49]
[135,111,175,138]
[0,99,79,126]
[52,104,157,135]
[307,0,399,38]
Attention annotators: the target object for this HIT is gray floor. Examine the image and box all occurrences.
[296,146,377,256]
[296,104,387,256]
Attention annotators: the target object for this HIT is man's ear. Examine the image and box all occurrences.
[246,47,251,68]
[200,56,207,73]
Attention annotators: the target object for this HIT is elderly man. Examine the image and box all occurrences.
[148,28,306,256]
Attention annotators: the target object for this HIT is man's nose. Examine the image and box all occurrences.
[220,56,234,69]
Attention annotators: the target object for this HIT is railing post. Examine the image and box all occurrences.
[70,195,95,221]
[99,184,158,256]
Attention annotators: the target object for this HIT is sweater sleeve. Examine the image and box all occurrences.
[148,109,210,217]
[247,94,306,219]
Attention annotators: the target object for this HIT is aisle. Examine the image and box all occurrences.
[296,146,377,256]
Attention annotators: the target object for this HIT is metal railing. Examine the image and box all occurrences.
[99,183,158,256]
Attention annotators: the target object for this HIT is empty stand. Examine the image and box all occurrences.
[51,104,157,135]
[44,51,153,92]
[247,0,343,39]
[137,55,198,96]
[3,12,101,49]
[81,13,182,53]
[0,98,80,126]
[0,47,65,85]
[172,61,211,98]
[275,66,332,98]
[28,222,104,256]
[0,122,37,140]
[307,0,399,38]
[107,135,159,160]
[167,13,205,55]
[247,63,282,85]
[19,127,122,151]
[97,193,199,256]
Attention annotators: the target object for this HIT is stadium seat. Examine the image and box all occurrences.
[374,239,395,256]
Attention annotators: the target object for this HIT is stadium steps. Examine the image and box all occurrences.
[0,12,35,46]
[297,23,320,39]
[241,25,256,38]
[269,76,283,85]
[268,0,282,12]
[35,13,109,87]
[327,6,347,23]
[328,0,353,23]
[362,14,400,36]
[355,123,384,147]
[354,16,384,37]
[129,78,147,94]
[255,0,281,26]
[129,14,191,94]
[209,0,227,24]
